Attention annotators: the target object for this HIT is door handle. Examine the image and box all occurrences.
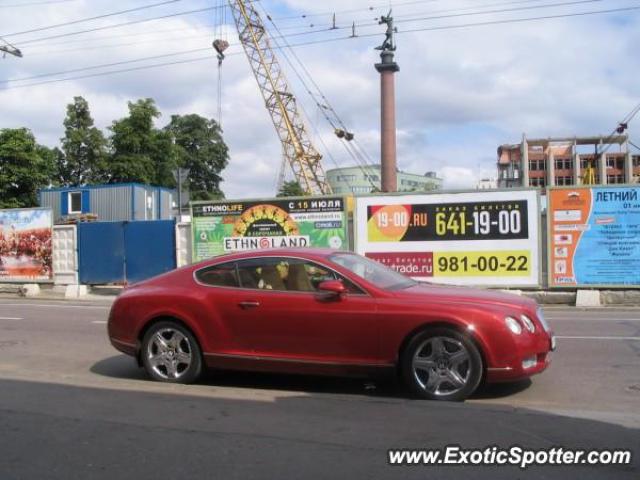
[238,301,260,309]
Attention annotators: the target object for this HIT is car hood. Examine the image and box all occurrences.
[390,282,536,311]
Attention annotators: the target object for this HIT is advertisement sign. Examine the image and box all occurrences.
[0,208,53,282]
[191,196,348,262]
[355,190,541,286]
[548,186,640,287]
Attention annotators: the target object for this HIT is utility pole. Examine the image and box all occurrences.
[375,11,399,192]
[0,45,22,58]
[1,37,22,58]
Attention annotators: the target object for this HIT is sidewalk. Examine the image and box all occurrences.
[0,284,118,303]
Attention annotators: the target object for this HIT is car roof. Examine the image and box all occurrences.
[207,248,350,263]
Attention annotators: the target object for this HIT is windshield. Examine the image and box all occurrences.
[329,253,417,290]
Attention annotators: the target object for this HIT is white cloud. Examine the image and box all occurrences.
[0,0,638,197]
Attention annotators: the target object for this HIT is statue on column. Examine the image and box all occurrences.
[376,11,397,52]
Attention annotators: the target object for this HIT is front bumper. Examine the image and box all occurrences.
[486,332,555,383]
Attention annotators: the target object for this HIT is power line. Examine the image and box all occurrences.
[273,0,559,30]
[16,0,610,55]
[12,0,604,53]
[0,54,218,90]
[395,0,610,26]
[1,47,212,83]
[24,32,214,57]
[275,4,640,46]
[266,0,622,42]
[9,4,226,46]
[272,0,440,21]
[1,0,185,38]
[2,4,637,89]
[26,23,216,49]
[0,0,76,7]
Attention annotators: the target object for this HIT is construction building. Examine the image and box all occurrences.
[326,165,442,194]
[497,134,640,189]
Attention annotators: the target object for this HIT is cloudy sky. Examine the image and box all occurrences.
[1,0,639,197]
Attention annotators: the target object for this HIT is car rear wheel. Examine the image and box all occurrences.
[141,321,202,384]
[401,328,483,401]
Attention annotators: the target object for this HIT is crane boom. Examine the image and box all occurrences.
[228,0,331,195]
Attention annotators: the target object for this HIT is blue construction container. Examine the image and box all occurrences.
[39,183,176,223]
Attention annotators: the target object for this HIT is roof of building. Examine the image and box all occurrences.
[499,134,629,152]
[40,182,176,193]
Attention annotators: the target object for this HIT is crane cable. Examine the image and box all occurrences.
[261,6,379,191]
[212,0,229,128]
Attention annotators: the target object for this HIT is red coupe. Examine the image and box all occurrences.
[108,248,554,401]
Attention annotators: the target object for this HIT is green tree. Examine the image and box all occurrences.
[0,128,55,208]
[106,98,177,185]
[165,114,228,200]
[58,96,107,186]
[277,180,307,197]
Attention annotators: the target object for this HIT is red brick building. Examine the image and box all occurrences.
[497,135,639,190]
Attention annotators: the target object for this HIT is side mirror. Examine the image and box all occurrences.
[318,280,346,296]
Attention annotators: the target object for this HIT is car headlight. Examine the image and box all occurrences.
[536,307,550,332]
[520,314,535,333]
[505,316,522,335]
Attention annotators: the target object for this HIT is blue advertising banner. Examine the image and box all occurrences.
[548,186,640,287]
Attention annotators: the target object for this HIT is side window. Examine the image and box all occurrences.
[195,262,239,288]
[234,257,366,294]
[236,257,287,291]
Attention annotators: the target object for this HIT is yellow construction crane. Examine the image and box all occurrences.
[226,1,331,195]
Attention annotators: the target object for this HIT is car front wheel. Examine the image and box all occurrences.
[141,321,203,384]
[401,328,483,401]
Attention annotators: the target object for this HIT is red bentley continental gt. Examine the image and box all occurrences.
[108,248,555,401]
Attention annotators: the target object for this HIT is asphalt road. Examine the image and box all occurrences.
[0,299,638,479]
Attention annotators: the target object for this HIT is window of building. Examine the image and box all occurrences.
[607,175,625,184]
[633,156,640,167]
[555,176,573,186]
[555,158,573,170]
[529,159,546,171]
[364,174,379,182]
[68,191,82,214]
[337,175,357,182]
[605,156,626,169]
[529,177,546,187]
[580,158,591,169]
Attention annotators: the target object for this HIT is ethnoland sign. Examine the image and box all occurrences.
[548,185,640,287]
[0,208,53,282]
[190,196,348,262]
[355,190,541,287]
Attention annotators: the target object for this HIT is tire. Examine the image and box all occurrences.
[401,327,483,401]
[141,321,203,384]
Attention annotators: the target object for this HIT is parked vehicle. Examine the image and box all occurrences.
[108,248,555,401]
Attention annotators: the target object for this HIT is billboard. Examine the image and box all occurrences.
[0,208,53,282]
[355,190,541,287]
[191,196,348,262]
[548,186,640,287]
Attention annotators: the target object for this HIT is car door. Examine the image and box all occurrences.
[224,256,381,365]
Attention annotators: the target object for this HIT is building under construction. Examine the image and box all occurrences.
[497,134,640,189]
